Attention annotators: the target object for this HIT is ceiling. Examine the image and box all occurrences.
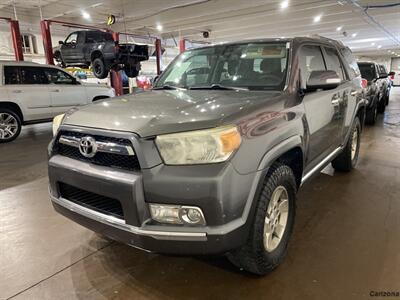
[0,0,399,56]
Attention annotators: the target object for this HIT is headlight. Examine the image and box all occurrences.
[52,114,65,136]
[155,125,241,165]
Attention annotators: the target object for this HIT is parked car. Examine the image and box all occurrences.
[377,64,391,105]
[0,61,115,143]
[54,30,149,79]
[357,62,388,124]
[48,37,366,275]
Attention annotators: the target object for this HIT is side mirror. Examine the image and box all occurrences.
[58,41,64,45]
[306,70,341,92]
[379,73,388,79]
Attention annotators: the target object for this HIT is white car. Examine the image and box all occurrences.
[0,61,115,143]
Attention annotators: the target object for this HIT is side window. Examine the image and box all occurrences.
[45,68,76,84]
[323,47,346,81]
[340,47,360,78]
[19,67,48,84]
[4,66,21,84]
[299,45,326,89]
[65,33,78,44]
[86,32,96,43]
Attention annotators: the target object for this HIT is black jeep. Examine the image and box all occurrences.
[54,30,149,79]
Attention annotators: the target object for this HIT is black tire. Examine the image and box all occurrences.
[365,102,377,125]
[332,117,361,172]
[385,92,390,106]
[0,109,22,143]
[377,95,386,113]
[124,63,140,78]
[228,163,297,275]
[92,58,109,79]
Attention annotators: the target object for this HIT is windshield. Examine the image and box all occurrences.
[155,42,288,90]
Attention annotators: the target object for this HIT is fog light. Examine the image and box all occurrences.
[149,204,206,226]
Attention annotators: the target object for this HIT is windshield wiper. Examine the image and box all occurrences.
[189,84,248,91]
[153,85,186,90]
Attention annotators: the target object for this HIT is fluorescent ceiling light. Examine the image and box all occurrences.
[377,45,382,49]
[371,42,375,46]
[280,0,289,9]
[156,24,163,31]
[81,11,90,19]
[313,15,322,23]
[351,33,357,37]
[336,26,343,31]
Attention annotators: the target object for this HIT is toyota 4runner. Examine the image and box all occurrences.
[48,37,366,275]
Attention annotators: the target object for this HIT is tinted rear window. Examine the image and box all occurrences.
[358,64,376,81]
[4,66,20,84]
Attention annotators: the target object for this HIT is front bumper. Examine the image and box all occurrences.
[49,154,261,255]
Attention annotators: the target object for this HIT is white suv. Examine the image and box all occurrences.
[0,61,115,143]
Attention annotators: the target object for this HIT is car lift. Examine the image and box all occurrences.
[0,17,24,61]
[40,19,162,96]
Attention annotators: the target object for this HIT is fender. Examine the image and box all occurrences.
[257,135,303,171]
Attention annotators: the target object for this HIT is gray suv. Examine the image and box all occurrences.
[48,37,366,275]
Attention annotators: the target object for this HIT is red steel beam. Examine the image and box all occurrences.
[155,38,162,75]
[40,20,54,65]
[179,39,186,53]
[110,70,123,96]
[9,20,24,61]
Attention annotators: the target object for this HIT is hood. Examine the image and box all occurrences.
[63,89,282,137]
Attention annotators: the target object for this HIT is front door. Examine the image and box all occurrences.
[299,45,346,170]
[61,32,84,64]
[44,67,88,116]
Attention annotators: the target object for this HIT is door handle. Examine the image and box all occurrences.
[50,89,60,92]
[331,94,342,106]
[12,90,22,93]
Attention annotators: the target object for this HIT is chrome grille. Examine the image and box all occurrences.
[54,131,140,171]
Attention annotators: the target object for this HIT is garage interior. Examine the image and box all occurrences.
[1,0,400,299]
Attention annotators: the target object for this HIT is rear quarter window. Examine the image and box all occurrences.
[4,66,21,84]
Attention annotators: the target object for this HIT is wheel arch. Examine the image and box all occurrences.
[90,50,104,62]
[92,95,110,102]
[257,135,304,188]
[0,102,24,122]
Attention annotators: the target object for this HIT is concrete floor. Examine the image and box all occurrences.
[1,88,399,300]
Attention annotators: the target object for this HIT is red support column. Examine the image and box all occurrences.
[179,39,186,53]
[9,20,24,61]
[110,70,123,96]
[155,38,162,75]
[40,20,54,65]
[112,32,119,43]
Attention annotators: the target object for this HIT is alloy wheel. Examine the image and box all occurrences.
[0,113,18,140]
[263,186,289,252]
[351,126,359,161]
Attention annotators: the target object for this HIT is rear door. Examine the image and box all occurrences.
[299,44,346,169]
[44,67,88,116]
[4,65,52,121]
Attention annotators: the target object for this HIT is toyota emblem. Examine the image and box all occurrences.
[79,136,97,158]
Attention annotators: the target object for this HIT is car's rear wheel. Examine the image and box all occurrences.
[365,101,377,125]
[377,95,386,113]
[228,163,296,275]
[0,109,21,143]
[332,117,361,172]
[92,58,109,79]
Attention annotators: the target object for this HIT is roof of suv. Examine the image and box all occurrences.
[0,60,62,69]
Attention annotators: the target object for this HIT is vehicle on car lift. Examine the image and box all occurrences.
[49,37,366,275]
[54,30,149,79]
[357,62,389,124]
[0,61,115,143]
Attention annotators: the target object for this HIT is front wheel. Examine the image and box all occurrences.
[332,117,361,172]
[124,63,140,78]
[0,109,22,143]
[228,163,297,275]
